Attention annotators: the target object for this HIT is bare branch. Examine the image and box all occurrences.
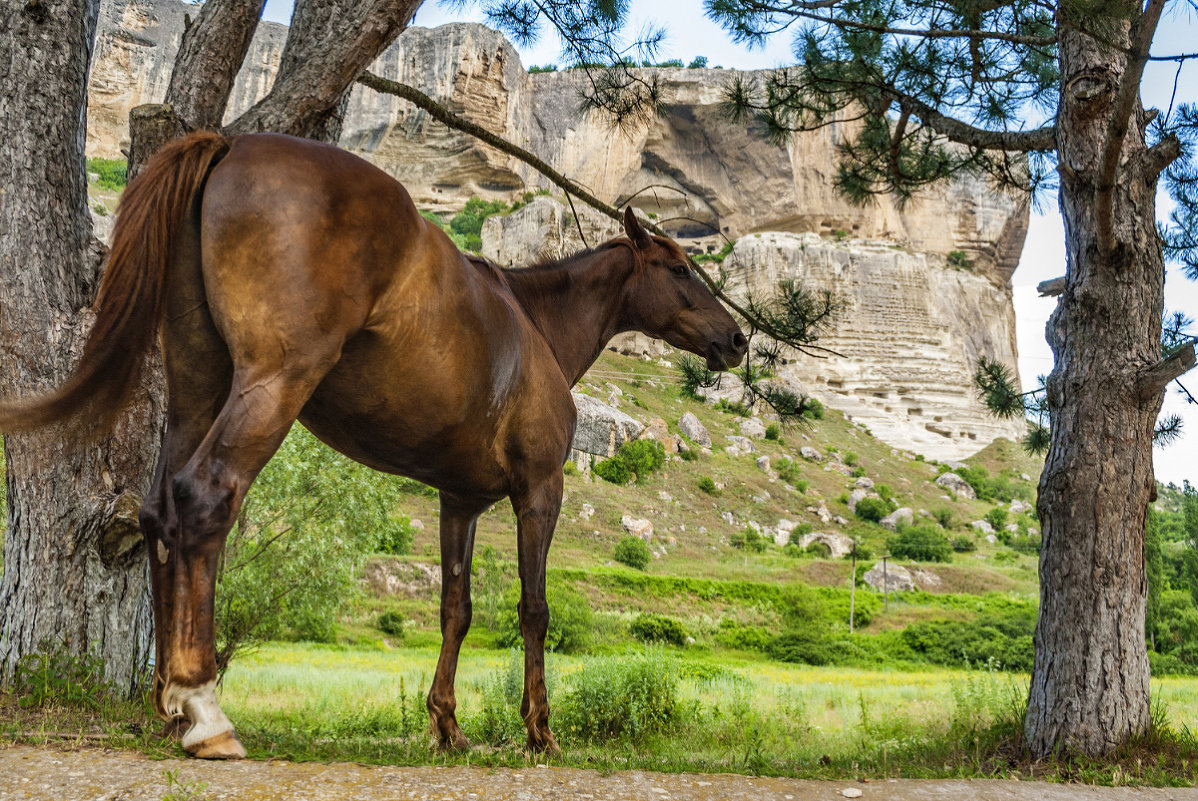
[1037,276,1066,296]
[753,3,1057,45]
[1137,342,1196,402]
[886,86,1057,152]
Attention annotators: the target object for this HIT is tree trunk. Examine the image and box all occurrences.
[1024,9,1169,756]
[0,0,159,695]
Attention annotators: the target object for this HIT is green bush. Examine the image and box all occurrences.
[698,475,720,495]
[952,465,1033,503]
[686,55,708,68]
[731,527,768,552]
[714,620,773,650]
[376,610,405,637]
[86,157,127,190]
[952,536,977,553]
[764,423,781,440]
[630,613,688,646]
[888,525,953,562]
[787,522,814,546]
[766,628,835,665]
[803,398,825,419]
[13,648,112,710]
[376,517,416,555]
[448,196,508,252]
[495,580,593,653]
[876,484,895,503]
[556,652,679,742]
[843,451,859,467]
[775,456,799,484]
[985,506,1010,531]
[855,497,889,522]
[804,541,832,558]
[595,439,666,485]
[933,507,956,529]
[901,607,1036,670]
[613,536,651,570]
[678,448,699,462]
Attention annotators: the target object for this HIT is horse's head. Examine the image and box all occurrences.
[619,208,747,371]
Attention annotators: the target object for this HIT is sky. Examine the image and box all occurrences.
[262,0,1198,484]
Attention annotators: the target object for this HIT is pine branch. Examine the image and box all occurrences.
[751,3,1058,46]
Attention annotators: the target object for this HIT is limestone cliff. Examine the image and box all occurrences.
[86,2,1029,459]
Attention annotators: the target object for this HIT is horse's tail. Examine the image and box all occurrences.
[0,131,230,434]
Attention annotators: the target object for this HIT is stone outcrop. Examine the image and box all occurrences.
[722,233,1026,459]
[569,393,642,460]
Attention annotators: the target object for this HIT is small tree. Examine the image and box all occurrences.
[613,536,651,570]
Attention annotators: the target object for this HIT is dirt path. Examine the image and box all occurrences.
[2,745,1196,801]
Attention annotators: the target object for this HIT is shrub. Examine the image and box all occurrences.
[952,536,977,553]
[787,522,814,546]
[613,536,651,570]
[855,497,889,522]
[715,620,773,650]
[13,648,112,710]
[698,476,720,495]
[556,652,679,742]
[793,479,809,493]
[888,525,953,562]
[876,484,895,503]
[562,460,578,476]
[843,451,859,467]
[376,517,416,555]
[496,581,593,653]
[775,456,796,482]
[766,628,835,665]
[933,507,956,529]
[1011,534,1042,555]
[714,398,751,417]
[595,439,666,485]
[850,465,866,478]
[901,606,1036,670]
[803,398,825,419]
[377,610,405,637]
[630,613,688,646]
[984,506,1010,531]
[804,541,832,558]
[678,448,698,462]
[448,196,508,252]
[764,423,781,440]
[528,64,558,73]
[731,527,768,552]
[686,55,708,68]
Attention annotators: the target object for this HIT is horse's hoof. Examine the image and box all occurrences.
[160,717,188,741]
[187,730,246,760]
[527,730,561,756]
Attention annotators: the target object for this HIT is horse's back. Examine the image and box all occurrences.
[190,133,573,498]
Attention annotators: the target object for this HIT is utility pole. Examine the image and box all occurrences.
[849,541,857,634]
[882,555,889,613]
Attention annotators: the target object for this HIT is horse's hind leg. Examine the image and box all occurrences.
[427,492,489,750]
[512,473,564,754]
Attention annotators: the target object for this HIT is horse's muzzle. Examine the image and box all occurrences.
[706,331,748,371]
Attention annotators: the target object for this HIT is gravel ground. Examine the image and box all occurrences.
[2,744,1197,801]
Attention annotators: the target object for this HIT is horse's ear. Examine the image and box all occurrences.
[624,207,652,250]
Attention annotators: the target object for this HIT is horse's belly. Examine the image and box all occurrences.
[298,342,517,497]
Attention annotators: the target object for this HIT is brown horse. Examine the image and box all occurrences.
[0,131,746,759]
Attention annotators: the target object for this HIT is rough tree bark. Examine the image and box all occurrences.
[1024,0,1179,755]
[0,0,159,694]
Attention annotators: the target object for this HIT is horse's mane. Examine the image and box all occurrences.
[465,239,633,276]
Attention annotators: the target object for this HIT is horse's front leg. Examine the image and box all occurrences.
[427,492,488,751]
[512,473,564,754]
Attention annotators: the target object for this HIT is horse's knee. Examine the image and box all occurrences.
[171,467,236,550]
[441,598,472,634]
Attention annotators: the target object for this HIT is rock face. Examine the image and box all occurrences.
[569,393,642,460]
[88,5,1026,272]
[935,471,979,499]
[721,233,1026,460]
[864,563,915,593]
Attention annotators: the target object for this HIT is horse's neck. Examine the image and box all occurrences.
[505,248,635,386]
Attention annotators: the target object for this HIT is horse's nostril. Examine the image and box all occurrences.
[732,332,748,351]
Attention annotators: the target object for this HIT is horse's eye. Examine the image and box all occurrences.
[671,264,689,277]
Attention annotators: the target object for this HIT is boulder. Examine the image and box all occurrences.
[971,520,996,535]
[854,476,875,489]
[911,569,942,590]
[638,417,677,453]
[864,562,915,593]
[620,515,654,542]
[848,488,869,512]
[755,456,772,473]
[678,412,712,447]
[800,446,823,462]
[725,435,755,455]
[880,507,914,531]
[808,501,833,523]
[570,393,643,458]
[740,417,768,439]
[1010,498,1034,515]
[798,531,856,559]
[934,471,977,499]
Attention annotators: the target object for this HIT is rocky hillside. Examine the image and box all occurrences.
[86,0,1028,459]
